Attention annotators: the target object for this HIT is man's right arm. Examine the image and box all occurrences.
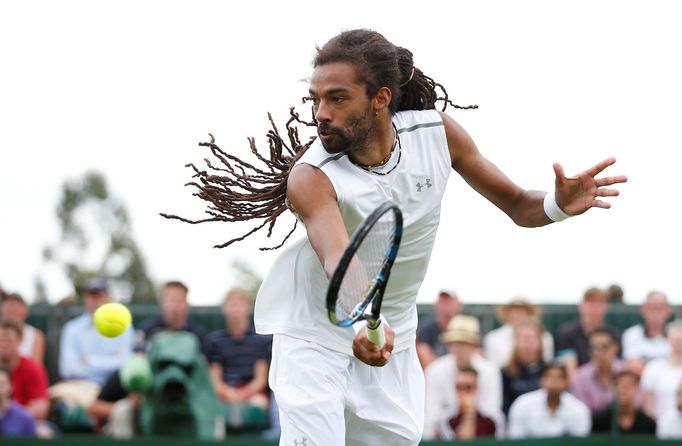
[286,163,348,278]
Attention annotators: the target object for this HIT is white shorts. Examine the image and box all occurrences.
[269,334,424,446]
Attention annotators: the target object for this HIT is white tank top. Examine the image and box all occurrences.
[255,109,450,355]
[19,324,36,356]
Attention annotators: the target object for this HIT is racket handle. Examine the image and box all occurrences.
[367,320,386,348]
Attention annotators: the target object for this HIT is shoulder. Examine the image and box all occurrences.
[623,324,643,338]
[425,353,455,377]
[186,319,207,336]
[207,328,229,342]
[393,109,443,130]
[510,389,541,410]
[562,391,590,412]
[557,319,581,335]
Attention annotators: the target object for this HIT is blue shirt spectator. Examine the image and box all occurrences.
[59,278,134,386]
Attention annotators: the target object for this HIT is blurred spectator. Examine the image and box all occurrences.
[606,283,624,303]
[1,293,46,364]
[0,319,49,422]
[657,382,682,439]
[622,291,672,375]
[592,370,656,435]
[52,277,134,408]
[416,290,461,369]
[209,288,271,431]
[435,366,503,440]
[641,320,682,419]
[0,364,36,437]
[507,362,591,439]
[140,281,210,357]
[570,328,627,413]
[555,287,620,378]
[423,315,502,440]
[484,297,554,369]
[501,317,546,416]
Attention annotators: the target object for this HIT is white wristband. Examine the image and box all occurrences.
[543,191,570,222]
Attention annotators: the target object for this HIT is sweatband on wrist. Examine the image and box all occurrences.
[543,191,570,222]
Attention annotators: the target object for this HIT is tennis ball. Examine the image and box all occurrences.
[94,302,132,338]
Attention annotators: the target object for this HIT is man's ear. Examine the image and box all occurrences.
[372,86,392,113]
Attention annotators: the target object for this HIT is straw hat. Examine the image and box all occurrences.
[495,297,541,323]
[439,315,481,345]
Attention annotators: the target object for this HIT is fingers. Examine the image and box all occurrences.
[596,175,628,187]
[592,200,612,209]
[585,157,616,177]
[552,162,566,184]
[595,188,620,197]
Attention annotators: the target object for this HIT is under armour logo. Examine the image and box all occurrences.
[416,178,432,192]
[294,437,308,445]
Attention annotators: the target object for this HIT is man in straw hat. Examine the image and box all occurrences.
[423,315,502,440]
[483,297,554,368]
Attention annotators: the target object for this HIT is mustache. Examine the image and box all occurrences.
[317,123,343,135]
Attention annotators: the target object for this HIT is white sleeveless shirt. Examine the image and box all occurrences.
[255,109,450,355]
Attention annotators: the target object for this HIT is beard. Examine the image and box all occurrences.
[317,106,375,154]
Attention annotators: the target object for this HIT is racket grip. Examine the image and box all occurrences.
[367,321,386,348]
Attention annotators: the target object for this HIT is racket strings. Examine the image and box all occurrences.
[334,213,397,322]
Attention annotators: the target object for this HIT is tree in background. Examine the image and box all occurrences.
[230,259,262,298]
[43,171,156,302]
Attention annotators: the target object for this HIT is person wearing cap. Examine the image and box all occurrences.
[416,290,461,369]
[555,287,621,379]
[1,293,46,364]
[482,297,554,369]
[52,277,135,409]
[423,315,502,440]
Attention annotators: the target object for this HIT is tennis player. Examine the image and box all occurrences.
[171,29,627,445]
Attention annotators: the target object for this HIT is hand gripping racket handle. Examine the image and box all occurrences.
[367,319,386,348]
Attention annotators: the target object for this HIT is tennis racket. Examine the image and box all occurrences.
[326,201,403,348]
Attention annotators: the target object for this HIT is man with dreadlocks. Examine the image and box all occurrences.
[165,29,626,445]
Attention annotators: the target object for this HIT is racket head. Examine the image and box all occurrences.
[326,202,403,328]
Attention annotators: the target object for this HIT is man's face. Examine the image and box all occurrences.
[515,326,542,364]
[589,332,618,364]
[506,306,531,325]
[579,297,608,323]
[1,298,28,323]
[0,328,20,363]
[161,286,189,330]
[309,62,376,155]
[614,375,638,406]
[84,290,110,313]
[541,367,567,396]
[641,296,672,327]
[223,292,251,325]
[455,371,478,398]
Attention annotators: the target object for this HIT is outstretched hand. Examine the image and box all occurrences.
[553,158,627,216]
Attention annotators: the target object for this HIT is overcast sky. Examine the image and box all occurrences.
[1,0,680,306]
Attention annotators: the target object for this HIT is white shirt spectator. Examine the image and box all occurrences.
[622,324,671,362]
[657,408,682,439]
[423,353,501,439]
[507,388,591,439]
[641,358,682,418]
[483,323,554,368]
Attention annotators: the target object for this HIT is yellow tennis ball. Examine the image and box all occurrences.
[94,302,132,338]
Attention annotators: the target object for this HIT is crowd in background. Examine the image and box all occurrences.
[1,280,682,441]
[418,288,682,440]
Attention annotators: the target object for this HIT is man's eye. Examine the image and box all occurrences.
[303,96,320,105]
[333,97,345,103]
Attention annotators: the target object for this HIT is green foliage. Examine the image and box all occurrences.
[44,171,156,302]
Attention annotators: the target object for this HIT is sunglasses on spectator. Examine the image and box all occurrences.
[456,383,475,391]
[590,342,612,351]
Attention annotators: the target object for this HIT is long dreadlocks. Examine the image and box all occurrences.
[161,29,477,250]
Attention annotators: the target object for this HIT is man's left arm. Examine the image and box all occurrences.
[439,112,627,227]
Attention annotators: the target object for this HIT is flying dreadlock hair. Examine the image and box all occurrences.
[161,29,477,250]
